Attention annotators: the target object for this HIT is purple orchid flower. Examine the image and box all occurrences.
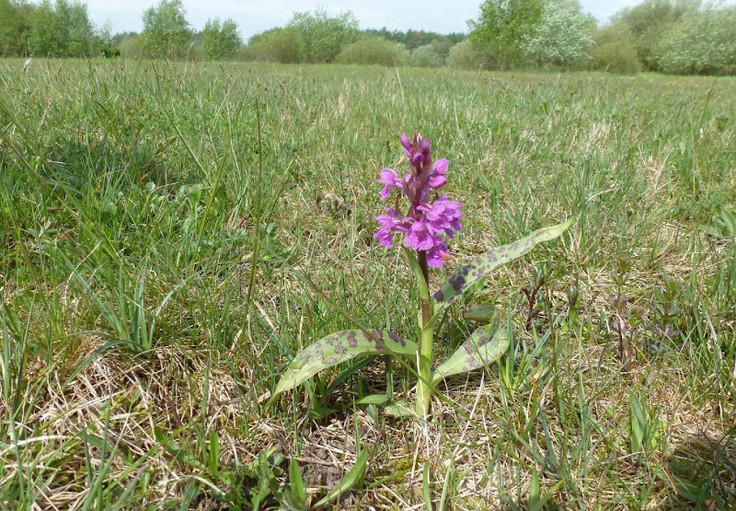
[374,133,462,268]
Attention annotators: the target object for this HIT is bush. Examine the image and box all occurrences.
[244,27,300,63]
[288,9,358,63]
[589,25,642,74]
[446,40,484,70]
[653,6,736,75]
[522,0,595,67]
[119,34,143,58]
[411,44,443,67]
[336,37,408,66]
[611,0,691,71]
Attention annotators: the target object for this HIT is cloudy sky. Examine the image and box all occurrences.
[82,1,692,39]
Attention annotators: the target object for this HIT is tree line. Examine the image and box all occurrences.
[469,0,736,75]
[0,0,734,75]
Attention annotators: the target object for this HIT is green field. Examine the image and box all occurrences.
[1,59,735,509]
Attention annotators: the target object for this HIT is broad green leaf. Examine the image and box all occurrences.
[357,394,390,405]
[423,461,433,511]
[314,450,368,508]
[281,459,307,511]
[430,219,571,326]
[270,330,417,402]
[463,303,498,324]
[382,400,418,418]
[432,325,510,383]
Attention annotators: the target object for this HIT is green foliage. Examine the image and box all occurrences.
[288,9,359,63]
[271,219,569,412]
[430,220,573,325]
[27,0,58,56]
[199,18,241,60]
[336,36,409,66]
[362,27,464,51]
[469,0,544,69]
[589,24,642,74]
[27,0,95,57]
[653,5,736,75]
[446,39,483,70]
[410,44,443,67]
[270,330,417,401]
[141,0,191,59]
[0,0,29,56]
[433,326,510,382]
[118,33,143,58]
[522,0,595,67]
[629,393,663,456]
[244,27,301,63]
[56,0,94,56]
[611,0,694,70]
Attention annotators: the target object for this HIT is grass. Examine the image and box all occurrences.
[0,58,734,509]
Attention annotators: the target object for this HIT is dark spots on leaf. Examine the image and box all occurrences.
[388,331,405,347]
[334,343,347,355]
[327,357,338,365]
[450,274,466,292]
[347,332,358,348]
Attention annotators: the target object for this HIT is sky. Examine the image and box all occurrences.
[81,0,692,40]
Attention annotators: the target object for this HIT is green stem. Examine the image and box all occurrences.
[416,251,433,418]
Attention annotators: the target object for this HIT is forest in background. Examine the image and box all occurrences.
[0,0,734,75]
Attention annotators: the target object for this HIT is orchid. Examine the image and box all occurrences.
[270,132,571,418]
[374,134,461,271]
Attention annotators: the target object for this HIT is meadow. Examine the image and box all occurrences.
[0,59,734,509]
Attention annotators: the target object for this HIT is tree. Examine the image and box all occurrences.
[200,18,241,60]
[411,44,443,67]
[653,5,736,75]
[56,0,95,56]
[589,24,642,74]
[469,0,544,69]
[611,0,695,70]
[446,39,484,70]
[288,9,359,63]
[0,0,29,56]
[522,0,595,67]
[118,33,143,58]
[141,0,191,59]
[335,37,408,66]
[244,27,301,63]
[27,0,60,56]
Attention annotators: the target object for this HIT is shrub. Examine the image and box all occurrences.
[589,25,642,74]
[446,40,484,70]
[522,0,595,67]
[244,27,300,63]
[336,37,408,66]
[411,44,443,67]
[653,6,736,75]
[288,9,358,63]
[119,34,144,58]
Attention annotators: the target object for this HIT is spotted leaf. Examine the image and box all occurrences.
[432,324,509,382]
[430,219,571,325]
[270,329,417,402]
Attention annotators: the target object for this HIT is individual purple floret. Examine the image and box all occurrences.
[373,133,462,268]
